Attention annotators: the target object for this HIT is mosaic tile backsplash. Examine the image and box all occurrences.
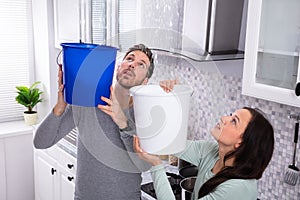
[150,53,300,200]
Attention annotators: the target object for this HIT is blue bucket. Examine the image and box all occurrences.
[61,43,118,107]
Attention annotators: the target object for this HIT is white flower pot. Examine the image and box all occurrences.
[23,112,38,126]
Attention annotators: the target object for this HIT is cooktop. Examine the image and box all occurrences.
[141,172,182,200]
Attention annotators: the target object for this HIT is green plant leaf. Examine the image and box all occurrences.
[29,81,41,90]
[15,81,43,111]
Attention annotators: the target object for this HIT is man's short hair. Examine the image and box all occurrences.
[123,44,154,78]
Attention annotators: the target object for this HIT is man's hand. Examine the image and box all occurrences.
[53,64,67,116]
[98,86,128,129]
[133,136,162,166]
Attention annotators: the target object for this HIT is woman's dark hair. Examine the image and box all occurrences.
[198,107,275,198]
[123,44,155,78]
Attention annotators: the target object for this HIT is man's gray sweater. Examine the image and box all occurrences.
[34,105,150,200]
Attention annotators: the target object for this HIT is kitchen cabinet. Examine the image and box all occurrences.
[182,0,246,55]
[0,130,34,200]
[0,139,6,200]
[242,0,300,107]
[35,150,56,200]
[34,145,76,200]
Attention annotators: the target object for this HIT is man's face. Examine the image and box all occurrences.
[116,50,150,89]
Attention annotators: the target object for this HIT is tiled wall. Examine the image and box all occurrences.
[221,76,300,200]
[150,53,300,200]
[138,0,300,198]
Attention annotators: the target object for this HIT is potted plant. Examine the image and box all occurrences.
[15,81,43,125]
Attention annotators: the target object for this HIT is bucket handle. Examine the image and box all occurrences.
[56,49,63,66]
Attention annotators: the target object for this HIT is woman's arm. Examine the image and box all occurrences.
[133,136,175,200]
[174,140,217,167]
[151,164,176,200]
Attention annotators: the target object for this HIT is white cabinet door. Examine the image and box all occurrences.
[242,0,300,107]
[5,133,34,200]
[34,150,57,200]
[0,139,6,200]
[58,170,75,200]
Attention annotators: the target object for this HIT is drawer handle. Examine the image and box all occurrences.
[295,82,300,96]
[68,176,74,181]
[51,168,56,175]
[67,164,74,169]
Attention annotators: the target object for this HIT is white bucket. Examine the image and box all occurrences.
[130,85,193,155]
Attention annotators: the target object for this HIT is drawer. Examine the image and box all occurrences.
[46,145,76,174]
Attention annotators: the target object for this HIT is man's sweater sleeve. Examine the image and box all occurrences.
[119,109,151,172]
[33,105,76,149]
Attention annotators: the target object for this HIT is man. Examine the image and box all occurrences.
[34,44,154,200]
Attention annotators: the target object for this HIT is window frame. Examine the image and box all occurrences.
[89,0,139,50]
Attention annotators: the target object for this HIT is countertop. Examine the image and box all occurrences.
[57,137,77,158]
[0,120,33,138]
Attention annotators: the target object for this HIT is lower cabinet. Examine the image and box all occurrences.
[35,151,56,200]
[34,146,76,200]
[0,139,6,200]
[0,131,34,200]
[59,169,76,200]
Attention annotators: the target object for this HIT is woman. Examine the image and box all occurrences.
[134,107,274,200]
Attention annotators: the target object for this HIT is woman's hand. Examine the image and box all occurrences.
[133,135,162,166]
[159,78,179,92]
[98,86,128,129]
[53,64,67,116]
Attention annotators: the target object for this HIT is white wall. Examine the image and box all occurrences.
[32,0,60,120]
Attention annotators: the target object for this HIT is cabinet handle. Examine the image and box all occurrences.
[68,176,74,181]
[295,82,300,96]
[67,164,74,169]
[51,168,56,175]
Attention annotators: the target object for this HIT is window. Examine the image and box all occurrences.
[91,0,138,51]
[118,0,138,51]
[0,0,34,122]
[91,0,106,44]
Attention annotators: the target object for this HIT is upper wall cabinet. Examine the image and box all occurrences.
[242,0,300,107]
[182,0,246,55]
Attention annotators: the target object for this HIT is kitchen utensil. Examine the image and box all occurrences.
[284,121,299,186]
[179,165,198,179]
[178,159,193,169]
[180,176,196,200]
[141,173,182,199]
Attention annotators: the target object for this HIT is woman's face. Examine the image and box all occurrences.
[211,109,252,149]
[116,50,150,89]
